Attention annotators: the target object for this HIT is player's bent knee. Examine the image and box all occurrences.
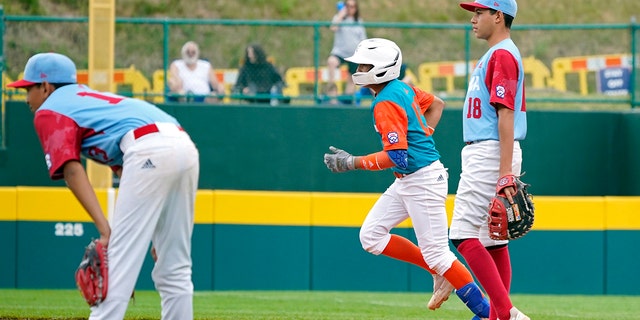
[423,250,457,275]
[359,234,377,254]
[359,233,383,255]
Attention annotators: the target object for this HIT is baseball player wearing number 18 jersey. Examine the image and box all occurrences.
[323,38,489,319]
[8,52,199,320]
[449,1,530,320]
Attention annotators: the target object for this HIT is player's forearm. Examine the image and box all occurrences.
[497,108,515,176]
[63,161,111,239]
[424,97,445,129]
[354,150,401,170]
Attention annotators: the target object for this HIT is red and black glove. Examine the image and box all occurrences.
[75,239,109,306]
[488,176,535,240]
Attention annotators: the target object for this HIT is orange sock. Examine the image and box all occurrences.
[442,259,475,289]
[381,234,435,273]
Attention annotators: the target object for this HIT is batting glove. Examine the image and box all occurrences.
[324,146,356,173]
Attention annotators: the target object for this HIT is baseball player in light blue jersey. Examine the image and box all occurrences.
[450,1,530,319]
[8,52,199,320]
[324,38,490,319]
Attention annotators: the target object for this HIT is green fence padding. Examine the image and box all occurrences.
[605,230,640,295]
[8,220,636,295]
[16,221,91,288]
[509,231,605,294]
[213,225,311,290]
[0,221,16,287]
[172,105,392,193]
[14,222,213,291]
[619,112,640,194]
[4,101,639,196]
[521,110,622,196]
[192,224,214,291]
[2,103,64,187]
[311,227,411,292]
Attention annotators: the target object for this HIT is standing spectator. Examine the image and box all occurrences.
[327,0,367,102]
[168,41,225,103]
[7,52,199,319]
[449,1,530,320]
[233,43,286,105]
[323,38,489,319]
[320,82,340,105]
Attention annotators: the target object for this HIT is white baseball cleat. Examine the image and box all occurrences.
[509,307,530,320]
[427,274,454,310]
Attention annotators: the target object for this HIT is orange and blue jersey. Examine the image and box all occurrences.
[370,79,440,175]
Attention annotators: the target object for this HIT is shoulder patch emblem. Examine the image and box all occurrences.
[496,85,506,98]
[387,132,399,144]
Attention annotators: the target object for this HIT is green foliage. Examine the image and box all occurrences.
[15,0,44,15]
[51,0,89,12]
[275,0,296,16]
[129,0,183,17]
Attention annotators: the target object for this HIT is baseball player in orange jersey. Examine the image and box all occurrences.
[450,1,530,319]
[323,38,489,319]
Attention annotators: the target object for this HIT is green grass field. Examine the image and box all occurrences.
[0,289,639,319]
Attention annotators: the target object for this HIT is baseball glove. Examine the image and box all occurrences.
[488,176,535,240]
[75,239,108,306]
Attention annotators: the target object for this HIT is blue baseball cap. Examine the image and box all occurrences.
[7,52,77,88]
[460,0,518,18]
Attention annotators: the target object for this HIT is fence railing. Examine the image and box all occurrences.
[2,13,639,109]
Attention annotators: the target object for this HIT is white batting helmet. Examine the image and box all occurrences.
[345,38,402,86]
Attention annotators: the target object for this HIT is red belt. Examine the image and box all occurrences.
[133,123,184,139]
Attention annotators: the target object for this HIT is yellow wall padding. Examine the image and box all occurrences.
[604,196,640,230]
[212,190,311,226]
[0,187,17,221]
[7,188,640,230]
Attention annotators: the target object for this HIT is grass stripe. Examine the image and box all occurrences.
[0,289,639,319]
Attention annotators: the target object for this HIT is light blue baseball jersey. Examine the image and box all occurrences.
[462,39,527,142]
[34,84,179,179]
[370,79,440,175]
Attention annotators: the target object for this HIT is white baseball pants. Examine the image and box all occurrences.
[90,124,199,320]
[449,140,522,247]
[359,160,458,275]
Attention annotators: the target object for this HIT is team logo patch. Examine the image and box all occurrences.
[495,85,506,98]
[387,132,399,144]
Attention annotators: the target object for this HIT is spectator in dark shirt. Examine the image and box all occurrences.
[233,44,286,104]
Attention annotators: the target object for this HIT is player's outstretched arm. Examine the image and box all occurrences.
[323,146,401,173]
